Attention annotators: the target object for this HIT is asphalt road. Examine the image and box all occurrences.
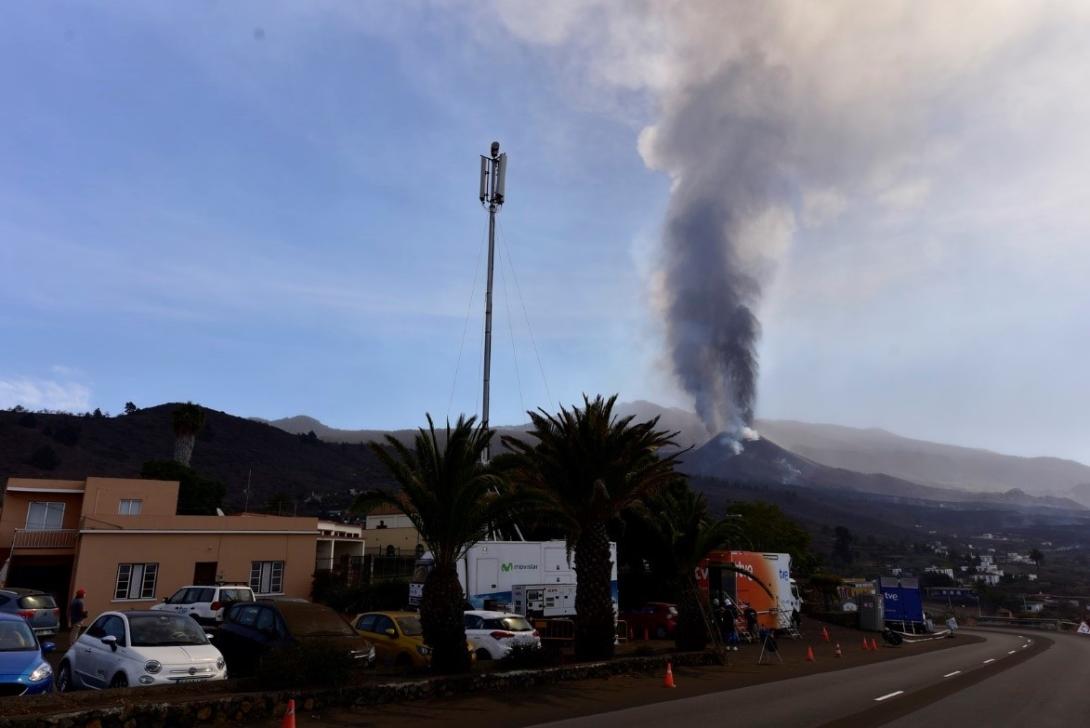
[533,629,1085,728]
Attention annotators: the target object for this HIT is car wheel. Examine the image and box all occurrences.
[475,648,492,662]
[110,672,129,689]
[654,626,667,639]
[56,662,74,693]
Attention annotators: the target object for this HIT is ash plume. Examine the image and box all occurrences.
[494,1,1087,441]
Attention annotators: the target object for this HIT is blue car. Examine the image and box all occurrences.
[0,612,55,696]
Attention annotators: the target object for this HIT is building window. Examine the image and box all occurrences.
[118,499,143,516]
[25,502,65,530]
[114,563,159,600]
[250,561,284,594]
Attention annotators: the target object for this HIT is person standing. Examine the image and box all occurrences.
[68,588,88,645]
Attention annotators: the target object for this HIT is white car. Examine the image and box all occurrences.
[151,584,255,626]
[463,610,541,661]
[56,611,227,690]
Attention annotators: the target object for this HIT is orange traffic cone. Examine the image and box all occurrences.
[822,626,830,642]
[862,638,870,651]
[834,643,842,658]
[663,661,676,688]
[805,645,815,662]
[871,638,879,651]
[281,699,296,728]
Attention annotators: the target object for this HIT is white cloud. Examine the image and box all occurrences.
[0,375,92,412]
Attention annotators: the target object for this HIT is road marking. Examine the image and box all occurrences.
[983,658,996,664]
[943,670,961,678]
[1022,644,1029,649]
[1018,635,1024,638]
[874,691,904,702]
[1008,650,1017,654]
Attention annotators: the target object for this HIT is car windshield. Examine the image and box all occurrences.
[129,614,209,646]
[167,588,214,605]
[396,616,423,636]
[284,607,355,637]
[17,594,56,610]
[0,621,38,651]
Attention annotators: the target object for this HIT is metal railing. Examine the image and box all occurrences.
[11,529,78,549]
[972,615,1079,632]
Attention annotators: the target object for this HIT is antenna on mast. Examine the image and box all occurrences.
[479,141,507,463]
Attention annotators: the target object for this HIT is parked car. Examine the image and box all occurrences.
[463,611,540,661]
[56,611,226,691]
[150,584,255,626]
[215,598,375,676]
[0,588,61,637]
[353,611,477,669]
[621,602,678,639]
[0,612,55,696]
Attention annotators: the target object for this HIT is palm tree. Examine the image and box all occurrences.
[352,414,532,674]
[499,394,680,659]
[640,482,749,651]
[171,402,206,467]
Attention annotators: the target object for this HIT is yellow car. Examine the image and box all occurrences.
[352,611,475,669]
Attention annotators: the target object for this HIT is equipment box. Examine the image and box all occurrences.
[512,584,577,618]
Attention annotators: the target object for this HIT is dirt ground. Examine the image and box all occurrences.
[268,622,977,728]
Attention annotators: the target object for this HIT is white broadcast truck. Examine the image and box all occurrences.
[409,540,618,617]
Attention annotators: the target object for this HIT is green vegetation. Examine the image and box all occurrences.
[353,415,534,674]
[141,460,226,515]
[171,402,206,467]
[499,395,680,660]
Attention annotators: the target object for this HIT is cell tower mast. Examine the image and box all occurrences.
[478,141,507,463]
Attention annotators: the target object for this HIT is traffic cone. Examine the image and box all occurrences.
[834,643,842,658]
[281,699,296,728]
[805,645,815,662]
[663,661,676,688]
[822,626,830,642]
[862,638,870,651]
[871,638,879,651]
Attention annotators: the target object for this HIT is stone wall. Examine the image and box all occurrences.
[0,652,720,728]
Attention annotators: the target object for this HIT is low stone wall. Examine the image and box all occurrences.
[0,652,719,728]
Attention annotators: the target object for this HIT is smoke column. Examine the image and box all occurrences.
[494,0,1085,440]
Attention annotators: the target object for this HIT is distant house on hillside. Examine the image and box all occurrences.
[363,503,422,559]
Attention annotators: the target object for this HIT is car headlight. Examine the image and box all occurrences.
[416,645,433,656]
[144,660,162,674]
[216,657,226,671]
[28,662,52,683]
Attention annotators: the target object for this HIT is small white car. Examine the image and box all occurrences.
[463,610,541,661]
[56,611,227,690]
[151,584,255,626]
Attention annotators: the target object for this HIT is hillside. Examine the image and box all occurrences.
[609,401,1090,504]
[0,405,393,512]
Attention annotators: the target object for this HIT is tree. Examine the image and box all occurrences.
[92,408,104,418]
[352,415,533,674]
[832,526,855,566]
[171,403,206,467]
[123,402,138,415]
[141,460,226,515]
[499,394,680,660]
[27,445,60,470]
[727,501,816,575]
[641,481,747,651]
[1030,548,1044,569]
[265,492,294,516]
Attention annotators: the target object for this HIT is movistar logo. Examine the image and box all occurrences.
[501,562,539,573]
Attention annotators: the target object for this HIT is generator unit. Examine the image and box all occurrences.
[511,584,577,618]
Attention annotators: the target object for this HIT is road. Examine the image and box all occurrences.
[533,629,1090,728]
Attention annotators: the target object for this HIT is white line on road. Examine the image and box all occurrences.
[874,691,904,702]
[1018,635,1024,638]
[983,658,996,664]
[1008,650,1017,654]
[943,671,961,678]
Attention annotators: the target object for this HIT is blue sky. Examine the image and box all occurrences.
[3,2,1089,464]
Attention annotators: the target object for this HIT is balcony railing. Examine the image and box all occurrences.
[11,529,78,549]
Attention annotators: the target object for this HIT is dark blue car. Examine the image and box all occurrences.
[0,612,55,696]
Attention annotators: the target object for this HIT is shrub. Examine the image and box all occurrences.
[499,642,559,670]
[17,412,37,428]
[50,424,81,446]
[255,643,356,690]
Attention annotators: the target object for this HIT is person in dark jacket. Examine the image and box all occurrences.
[68,588,88,644]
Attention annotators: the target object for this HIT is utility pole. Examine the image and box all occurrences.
[478,141,507,463]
